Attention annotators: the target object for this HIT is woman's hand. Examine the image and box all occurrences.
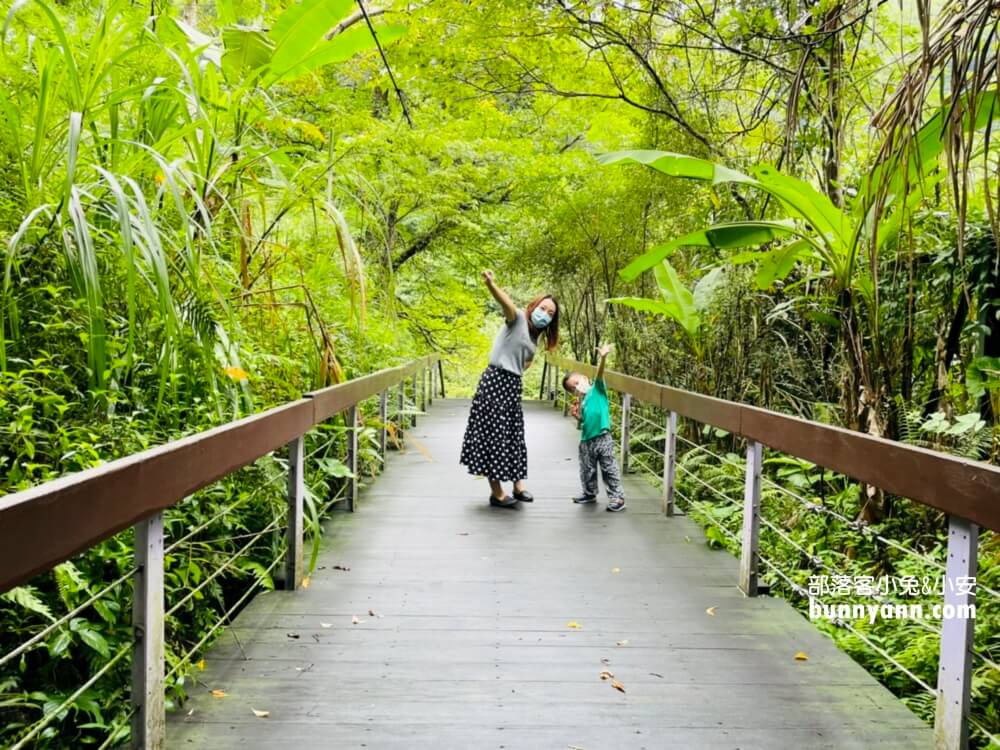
[482,270,517,323]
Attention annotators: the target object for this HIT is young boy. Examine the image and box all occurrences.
[562,343,626,512]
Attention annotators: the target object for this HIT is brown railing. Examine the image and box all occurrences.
[542,353,997,750]
[0,354,443,749]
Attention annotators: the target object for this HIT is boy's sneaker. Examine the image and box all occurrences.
[572,494,597,504]
[606,499,626,512]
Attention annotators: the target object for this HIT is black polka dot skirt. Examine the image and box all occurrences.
[460,365,527,482]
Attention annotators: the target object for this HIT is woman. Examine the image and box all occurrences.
[460,270,559,507]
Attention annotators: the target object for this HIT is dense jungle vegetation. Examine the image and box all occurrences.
[1,0,999,746]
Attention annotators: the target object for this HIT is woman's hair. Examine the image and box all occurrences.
[525,294,559,352]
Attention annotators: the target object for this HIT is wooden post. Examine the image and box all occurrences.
[934,515,978,750]
[410,374,418,427]
[379,390,388,457]
[663,411,677,516]
[739,441,763,596]
[131,512,165,750]
[346,405,358,512]
[285,436,304,588]
[619,393,632,474]
[437,358,446,398]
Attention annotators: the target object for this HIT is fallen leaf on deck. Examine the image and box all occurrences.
[351,616,361,625]
[286,633,300,639]
[705,607,717,616]
[616,639,629,646]
[301,576,310,589]
[599,670,614,681]
[611,679,626,693]
[649,672,664,678]
[568,745,587,750]
[332,565,351,571]
[684,535,692,543]
[600,657,610,665]
[567,621,582,629]
[196,659,206,671]
[794,651,809,661]
[458,532,470,536]
[186,709,195,717]
[211,690,226,698]
[368,609,383,618]
[251,708,270,719]
[611,568,621,574]
[320,622,332,628]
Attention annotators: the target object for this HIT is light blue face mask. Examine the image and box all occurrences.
[530,308,552,329]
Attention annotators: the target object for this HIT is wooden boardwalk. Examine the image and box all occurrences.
[168,398,931,749]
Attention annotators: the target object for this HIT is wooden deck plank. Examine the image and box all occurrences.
[167,398,931,749]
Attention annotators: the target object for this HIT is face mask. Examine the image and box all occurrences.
[575,380,591,396]
[530,308,552,329]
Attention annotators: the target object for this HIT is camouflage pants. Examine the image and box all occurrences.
[579,431,625,500]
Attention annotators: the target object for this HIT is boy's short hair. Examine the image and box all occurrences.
[562,372,578,392]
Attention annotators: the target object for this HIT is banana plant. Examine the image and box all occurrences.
[600,90,997,294]
[608,263,725,358]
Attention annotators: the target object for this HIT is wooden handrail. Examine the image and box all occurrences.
[546,353,1000,532]
[0,355,439,593]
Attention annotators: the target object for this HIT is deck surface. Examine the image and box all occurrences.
[168,398,931,749]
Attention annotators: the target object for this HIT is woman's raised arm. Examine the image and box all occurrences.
[482,270,518,323]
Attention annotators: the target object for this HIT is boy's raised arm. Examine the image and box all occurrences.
[595,343,614,381]
[482,270,517,323]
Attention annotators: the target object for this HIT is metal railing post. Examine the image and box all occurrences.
[410,374,418,427]
[663,411,677,516]
[934,515,978,750]
[437,358,446,398]
[562,370,570,416]
[620,393,632,474]
[131,512,165,749]
[556,368,563,408]
[379,389,388,456]
[285,436,304,589]
[427,366,434,407]
[539,361,548,400]
[397,382,406,445]
[420,367,427,413]
[739,441,763,596]
[346,405,358,512]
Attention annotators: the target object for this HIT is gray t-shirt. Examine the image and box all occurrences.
[488,310,536,375]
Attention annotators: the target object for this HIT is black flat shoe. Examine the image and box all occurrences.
[513,490,534,502]
[489,495,518,507]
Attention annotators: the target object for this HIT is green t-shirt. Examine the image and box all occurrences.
[580,378,611,442]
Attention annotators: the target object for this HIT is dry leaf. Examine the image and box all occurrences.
[320,622,332,628]
[616,639,629,646]
[251,708,270,719]
[333,565,351,571]
[196,659,206,671]
[649,672,664,678]
[186,709,195,717]
[611,679,626,694]
[611,567,621,574]
[600,657,610,665]
[794,651,809,661]
[599,670,614,681]
[286,632,300,639]
[351,616,361,625]
[568,746,587,750]
[566,621,583,629]
[684,535,692,543]
[705,607,717,616]
[301,576,310,589]
[368,609,383,618]
[211,690,226,698]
